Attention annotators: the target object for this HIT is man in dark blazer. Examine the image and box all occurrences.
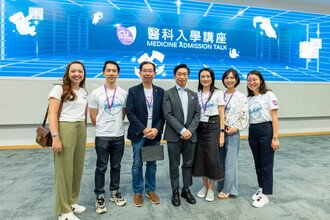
[126,61,165,207]
[163,64,200,206]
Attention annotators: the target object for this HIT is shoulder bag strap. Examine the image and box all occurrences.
[42,100,63,126]
[42,106,49,127]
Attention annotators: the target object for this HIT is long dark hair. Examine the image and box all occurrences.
[247,70,271,97]
[61,61,86,102]
[198,67,217,101]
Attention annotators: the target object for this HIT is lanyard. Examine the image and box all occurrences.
[104,85,116,110]
[200,91,210,113]
[224,90,235,111]
[146,94,153,110]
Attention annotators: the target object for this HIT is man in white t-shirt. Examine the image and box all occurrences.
[88,60,128,214]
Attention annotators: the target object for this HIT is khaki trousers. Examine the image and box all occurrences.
[54,121,86,215]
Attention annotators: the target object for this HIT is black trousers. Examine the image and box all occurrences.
[167,139,195,191]
[248,121,274,195]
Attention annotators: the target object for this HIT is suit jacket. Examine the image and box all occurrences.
[126,83,165,143]
[162,86,200,142]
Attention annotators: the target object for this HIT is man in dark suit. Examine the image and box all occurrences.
[126,61,165,207]
[162,64,200,206]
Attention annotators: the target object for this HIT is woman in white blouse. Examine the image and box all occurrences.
[218,69,248,199]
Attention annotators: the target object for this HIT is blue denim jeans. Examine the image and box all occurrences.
[94,136,124,195]
[222,131,240,195]
[132,137,158,194]
[217,146,226,191]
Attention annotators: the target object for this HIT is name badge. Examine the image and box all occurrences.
[200,115,209,122]
[105,114,115,122]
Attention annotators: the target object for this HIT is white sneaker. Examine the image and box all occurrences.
[252,188,262,200]
[197,186,207,198]
[252,194,269,208]
[58,212,80,220]
[205,189,214,202]
[110,192,127,206]
[95,194,107,214]
[71,204,86,214]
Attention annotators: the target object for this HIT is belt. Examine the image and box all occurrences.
[208,115,219,120]
[200,115,219,124]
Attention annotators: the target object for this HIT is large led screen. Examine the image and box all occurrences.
[1,0,330,81]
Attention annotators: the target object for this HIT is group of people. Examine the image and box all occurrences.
[48,60,280,220]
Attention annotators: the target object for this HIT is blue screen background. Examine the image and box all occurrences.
[1,0,329,82]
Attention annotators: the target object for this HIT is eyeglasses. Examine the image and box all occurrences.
[141,69,154,73]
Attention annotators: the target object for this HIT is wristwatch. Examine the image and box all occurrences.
[272,136,279,140]
[220,129,225,133]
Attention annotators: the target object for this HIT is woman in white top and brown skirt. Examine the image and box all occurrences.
[192,67,225,202]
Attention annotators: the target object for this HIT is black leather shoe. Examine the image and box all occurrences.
[181,187,196,204]
[171,189,180,207]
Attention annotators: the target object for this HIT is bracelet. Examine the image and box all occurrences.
[52,133,59,138]
[272,136,279,140]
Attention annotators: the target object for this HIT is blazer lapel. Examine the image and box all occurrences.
[152,86,158,112]
[138,83,147,111]
[186,90,192,121]
[173,87,184,116]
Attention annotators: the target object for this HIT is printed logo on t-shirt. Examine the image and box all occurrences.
[272,100,278,106]
[103,97,123,116]
[249,102,262,119]
[200,100,215,114]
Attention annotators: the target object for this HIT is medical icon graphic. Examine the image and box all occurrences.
[92,12,103,25]
[253,16,277,39]
[9,12,36,36]
[229,48,239,59]
[134,50,165,77]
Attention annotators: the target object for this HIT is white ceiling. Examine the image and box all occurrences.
[200,0,330,15]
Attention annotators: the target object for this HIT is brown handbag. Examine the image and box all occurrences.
[36,101,63,147]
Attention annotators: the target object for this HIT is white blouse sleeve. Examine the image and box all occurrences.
[236,94,249,130]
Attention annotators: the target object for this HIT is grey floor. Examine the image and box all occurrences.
[1,135,330,220]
